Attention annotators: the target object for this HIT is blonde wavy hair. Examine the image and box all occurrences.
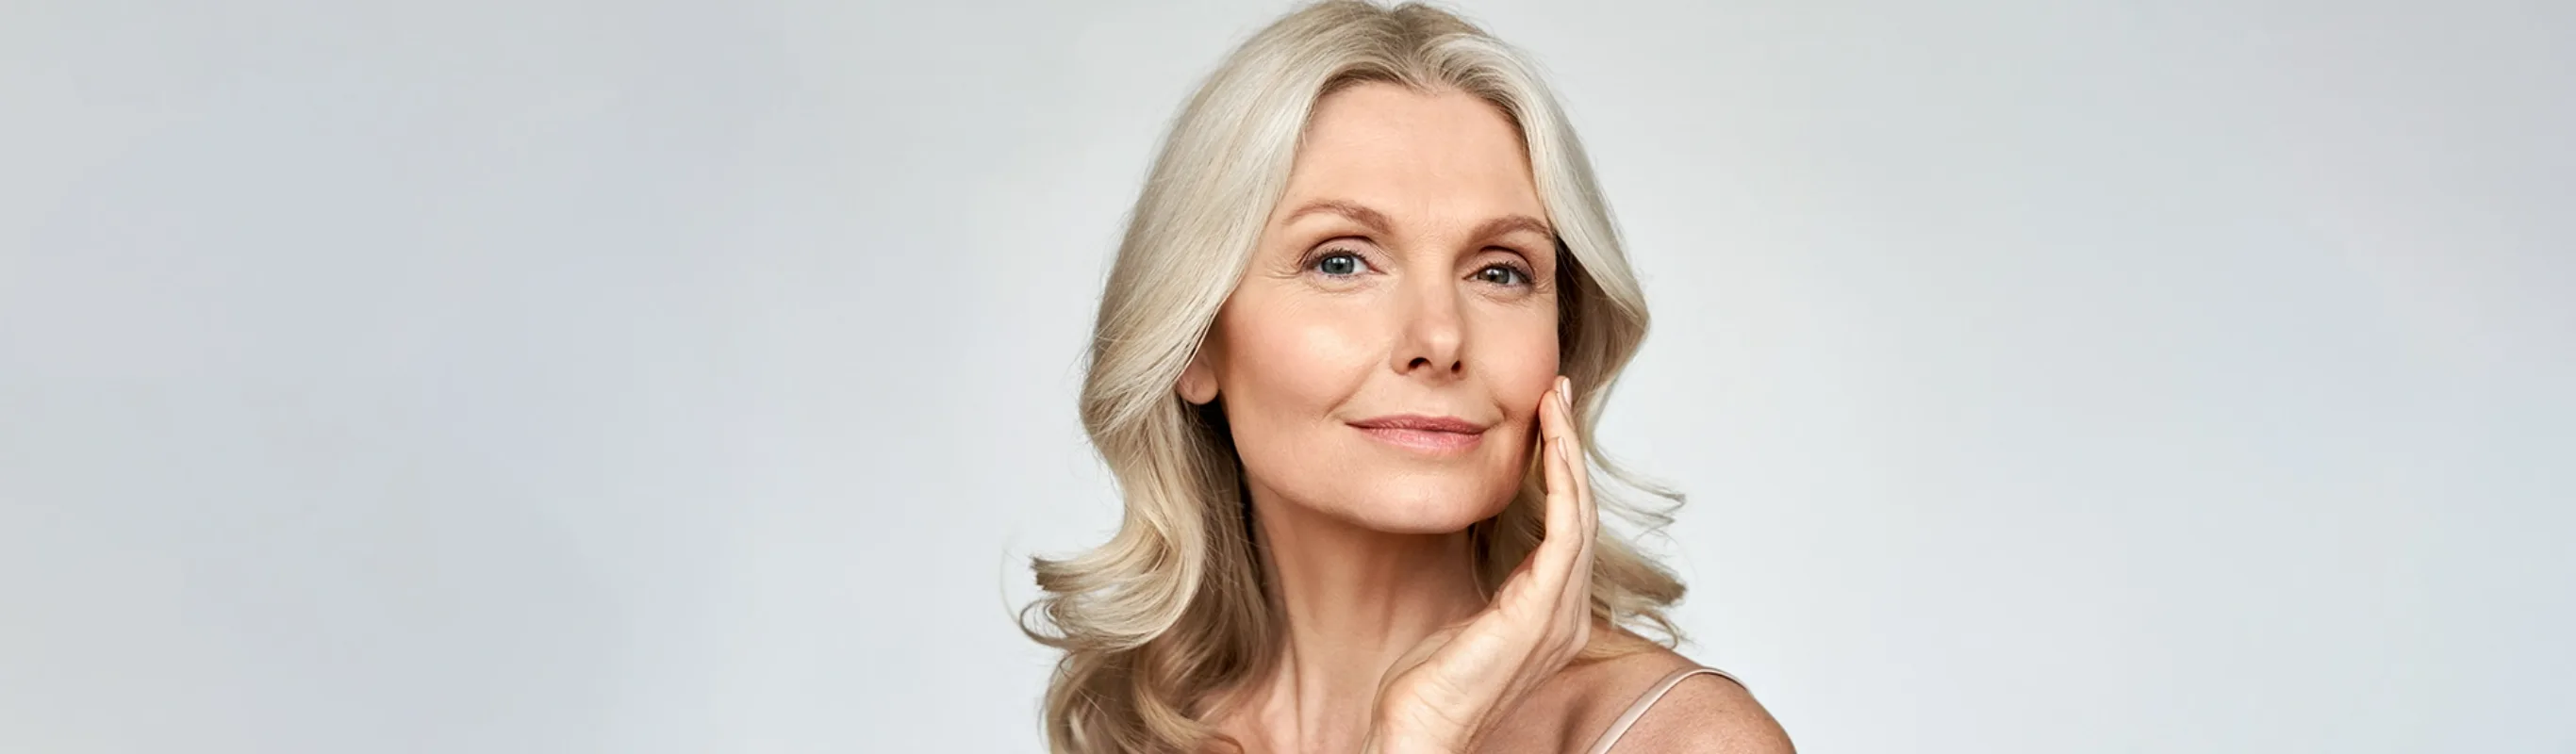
[1019,2,1690,751]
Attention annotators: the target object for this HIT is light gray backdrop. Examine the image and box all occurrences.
[4,0,2569,751]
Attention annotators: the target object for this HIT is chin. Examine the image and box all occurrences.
[1345,478,1516,533]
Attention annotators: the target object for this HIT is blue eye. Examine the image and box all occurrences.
[1477,264,1530,287]
[1312,250,1369,277]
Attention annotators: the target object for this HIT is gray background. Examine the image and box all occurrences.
[4,0,2570,751]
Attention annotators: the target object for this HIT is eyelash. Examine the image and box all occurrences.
[1307,247,1536,287]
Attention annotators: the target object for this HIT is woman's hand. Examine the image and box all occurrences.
[1363,375,1598,754]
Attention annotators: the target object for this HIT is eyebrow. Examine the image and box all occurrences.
[1281,199,1557,245]
[1468,214,1557,244]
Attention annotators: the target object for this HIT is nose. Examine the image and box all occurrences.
[1392,271,1465,379]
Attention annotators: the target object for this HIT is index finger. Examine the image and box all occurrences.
[1528,379,1584,592]
[1557,376,1598,560]
[1549,377,1598,607]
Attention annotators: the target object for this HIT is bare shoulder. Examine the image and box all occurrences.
[1576,645,1795,754]
[1478,640,1794,754]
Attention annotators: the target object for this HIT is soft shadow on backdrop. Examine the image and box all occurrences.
[2,1,2569,752]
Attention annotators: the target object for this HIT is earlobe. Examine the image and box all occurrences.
[1177,355,1218,405]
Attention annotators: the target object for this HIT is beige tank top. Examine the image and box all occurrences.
[1581,665,1742,753]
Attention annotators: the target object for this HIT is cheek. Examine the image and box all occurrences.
[1218,301,1375,428]
[1482,315,1561,416]
[1509,332,1560,392]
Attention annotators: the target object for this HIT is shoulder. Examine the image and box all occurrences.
[1565,644,1796,754]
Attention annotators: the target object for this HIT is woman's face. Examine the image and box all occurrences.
[1180,82,1562,534]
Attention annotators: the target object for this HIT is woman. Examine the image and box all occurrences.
[1021,2,1793,751]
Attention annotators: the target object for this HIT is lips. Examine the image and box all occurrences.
[1348,414,1490,454]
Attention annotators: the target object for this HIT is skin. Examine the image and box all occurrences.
[1178,82,1794,753]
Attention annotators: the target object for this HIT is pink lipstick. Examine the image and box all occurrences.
[1347,414,1490,455]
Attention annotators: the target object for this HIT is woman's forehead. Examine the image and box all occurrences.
[1280,84,1544,233]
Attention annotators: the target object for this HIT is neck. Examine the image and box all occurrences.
[1231,485,1489,752]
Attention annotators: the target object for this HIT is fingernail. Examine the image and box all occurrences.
[1559,376,1573,400]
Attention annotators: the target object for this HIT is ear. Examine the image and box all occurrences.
[1177,350,1218,405]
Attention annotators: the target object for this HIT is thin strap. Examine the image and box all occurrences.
[1583,665,1741,754]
